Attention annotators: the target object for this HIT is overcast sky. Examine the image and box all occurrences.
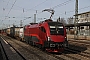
[0,0,90,29]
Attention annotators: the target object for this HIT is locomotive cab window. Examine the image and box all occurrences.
[40,27,46,33]
[48,22,64,35]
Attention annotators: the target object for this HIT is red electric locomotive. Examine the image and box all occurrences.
[24,19,68,52]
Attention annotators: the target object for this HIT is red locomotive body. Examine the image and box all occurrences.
[24,19,68,52]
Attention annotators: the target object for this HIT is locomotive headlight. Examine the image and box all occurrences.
[65,37,66,38]
[64,36,68,47]
[47,36,51,41]
[65,37,68,41]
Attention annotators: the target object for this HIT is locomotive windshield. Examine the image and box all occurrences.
[48,22,64,35]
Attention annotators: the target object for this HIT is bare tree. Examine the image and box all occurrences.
[60,18,67,25]
[67,17,74,24]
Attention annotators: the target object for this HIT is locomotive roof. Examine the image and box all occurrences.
[47,22,63,26]
[44,19,53,22]
[30,23,38,25]
[10,26,23,28]
[25,19,64,28]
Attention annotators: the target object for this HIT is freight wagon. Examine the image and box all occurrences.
[10,26,23,39]
[6,28,10,36]
[19,27,24,41]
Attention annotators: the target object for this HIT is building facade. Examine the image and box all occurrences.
[78,11,90,23]
[66,11,90,40]
[77,11,90,36]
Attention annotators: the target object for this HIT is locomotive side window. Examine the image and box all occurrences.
[40,27,46,33]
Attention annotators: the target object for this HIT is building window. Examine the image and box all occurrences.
[89,14,90,17]
[81,26,84,29]
[80,15,82,18]
[86,14,89,17]
[83,14,85,18]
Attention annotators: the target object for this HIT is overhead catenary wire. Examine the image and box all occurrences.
[51,0,73,9]
[32,0,73,18]
[1,0,10,22]
[6,0,17,17]
[0,0,11,28]
[2,0,89,21]
[22,0,73,21]
[1,0,90,29]
[10,0,49,22]
[2,0,47,22]
[54,5,90,18]
[21,0,49,21]
[30,0,74,22]
[25,0,49,12]
[3,0,29,10]
[36,5,90,22]
[5,0,11,9]
[2,0,46,13]
[3,0,73,21]
[1,0,17,29]
[34,0,73,16]
[2,0,69,22]
[2,0,11,12]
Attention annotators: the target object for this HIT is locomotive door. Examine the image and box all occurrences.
[39,27,46,41]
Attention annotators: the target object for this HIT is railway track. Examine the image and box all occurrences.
[0,36,26,60]
[68,39,90,52]
[0,38,8,60]
[1,35,90,60]
[49,40,90,60]
[68,39,90,46]
[6,38,47,60]
[1,35,59,60]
